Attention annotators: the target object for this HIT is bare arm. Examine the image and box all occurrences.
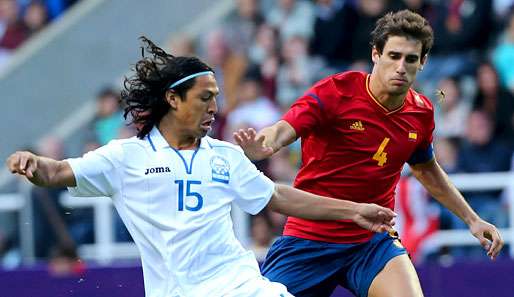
[6,151,76,187]
[234,120,297,161]
[410,158,504,259]
[267,184,396,233]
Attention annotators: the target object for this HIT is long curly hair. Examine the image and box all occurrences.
[121,36,213,139]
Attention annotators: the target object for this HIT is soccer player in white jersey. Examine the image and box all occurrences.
[6,37,397,297]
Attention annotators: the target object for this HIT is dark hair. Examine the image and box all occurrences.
[121,36,213,139]
[371,10,434,59]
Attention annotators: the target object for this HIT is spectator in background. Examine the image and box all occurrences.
[493,9,514,93]
[166,33,195,57]
[22,1,49,36]
[473,61,514,147]
[389,0,434,17]
[456,111,512,230]
[225,66,281,177]
[349,0,389,71]
[223,0,263,56]
[31,136,75,259]
[224,65,281,141]
[266,0,315,43]
[0,0,28,51]
[417,0,493,93]
[309,0,358,74]
[84,87,124,148]
[250,213,275,262]
[30,136,88,274]
[434,137,460,175]
[493,0,514,21]
[248,23,280,100]
[276,35,320,108]
[40,0,77,20]
[434,76,471,139]
[203,28,247,118]
[83,87,134,242]
[432,137,462,252]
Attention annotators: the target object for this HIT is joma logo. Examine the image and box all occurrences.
[145,167,171,175]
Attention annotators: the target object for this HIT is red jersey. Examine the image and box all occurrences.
[282,71,435,243]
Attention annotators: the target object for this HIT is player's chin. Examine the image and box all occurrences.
[389,85,409,95]
[198,125,211,137]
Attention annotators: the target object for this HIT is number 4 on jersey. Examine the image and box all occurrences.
[373,137,390,166]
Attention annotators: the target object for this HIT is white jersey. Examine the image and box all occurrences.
[66,126,291,297]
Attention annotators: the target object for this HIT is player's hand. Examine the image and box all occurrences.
[6,151,39,179]
[233,128,274,161]
[353,203,396,233]
[469,219,504,260]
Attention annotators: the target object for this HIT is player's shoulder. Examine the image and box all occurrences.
[408,89,434,113]
[203,137,245,156]
[102,136,153,157]
[308,71,366,101]
[331,70,367,83]
[114,136,151,149]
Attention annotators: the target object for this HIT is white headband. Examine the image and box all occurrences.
[168,71,213,89]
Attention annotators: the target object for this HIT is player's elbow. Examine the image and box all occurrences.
[267,184,289,214]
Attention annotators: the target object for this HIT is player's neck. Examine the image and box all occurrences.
[368,74,406,111]
[157,120,199,150]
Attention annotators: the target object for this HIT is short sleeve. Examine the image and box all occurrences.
[282,88,327,138]
[231,150,275,215]
[66,140,124,197]
[408,108,435,165]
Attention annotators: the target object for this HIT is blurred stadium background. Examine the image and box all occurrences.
[1,0,514,296]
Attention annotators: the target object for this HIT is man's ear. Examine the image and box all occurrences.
[419,54,428,71]
[165,90,180,109]
[371,46,380,64]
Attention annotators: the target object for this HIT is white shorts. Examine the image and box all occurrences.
[224,276,294,297]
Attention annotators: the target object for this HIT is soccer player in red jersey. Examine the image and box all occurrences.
[234,10,504,297]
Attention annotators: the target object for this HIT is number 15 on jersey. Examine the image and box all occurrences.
[175,180,203,211]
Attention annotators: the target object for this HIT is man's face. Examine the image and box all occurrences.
[372,35,424,96]
[172,74,219,138]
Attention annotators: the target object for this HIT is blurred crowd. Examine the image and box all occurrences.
[2,0,514,269]
[0,0,78,71]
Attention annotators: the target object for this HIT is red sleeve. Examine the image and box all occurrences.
[282,88,329,138]
[407,97,435,165]
[420,108,435,151]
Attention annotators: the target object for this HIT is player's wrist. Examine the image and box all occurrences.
[464,213,481,226]
[348,201,363,220]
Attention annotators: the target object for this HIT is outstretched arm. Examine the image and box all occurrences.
[6,151,76,187]
[268,184,396,233]
[410,158,504,260]
[234,120,297,161]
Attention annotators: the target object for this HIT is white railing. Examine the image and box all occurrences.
[1,171,513,263]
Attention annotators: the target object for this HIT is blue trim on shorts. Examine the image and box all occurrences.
[261,232,407,297]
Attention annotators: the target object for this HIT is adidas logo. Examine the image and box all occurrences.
[350,120,365,131]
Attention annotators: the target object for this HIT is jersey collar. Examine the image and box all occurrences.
[365,74,405,115]
[147,126,210,151]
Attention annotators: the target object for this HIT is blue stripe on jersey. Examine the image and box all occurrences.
[206,139,213,149]
[407,143,434,165]
[147,134,156,152]
[306,93,324,110]
[171,145,200,174]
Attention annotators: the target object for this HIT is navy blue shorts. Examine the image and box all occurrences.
[261,232,407,297]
